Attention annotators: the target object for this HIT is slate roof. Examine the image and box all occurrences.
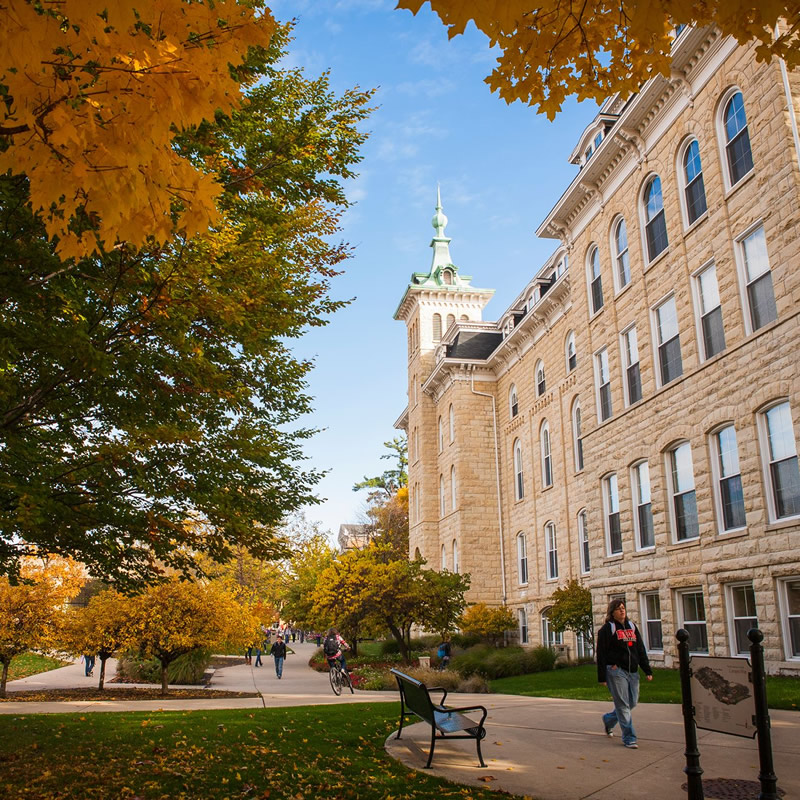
[446,330,503,361]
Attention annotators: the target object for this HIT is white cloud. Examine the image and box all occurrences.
[395,78,456,98]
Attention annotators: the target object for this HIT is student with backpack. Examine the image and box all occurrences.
[323,628,350,673]
[436,638,452,670]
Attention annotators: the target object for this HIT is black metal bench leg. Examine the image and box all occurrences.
[476,736,486,768]
[425,727,436,768]
[396,701,405,740]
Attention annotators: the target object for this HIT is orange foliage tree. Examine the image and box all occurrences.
[460,602,516,646]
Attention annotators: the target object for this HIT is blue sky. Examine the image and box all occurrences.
[268,0,599,537]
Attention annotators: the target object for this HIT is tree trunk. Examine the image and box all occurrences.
[98,654,109,691]
[161,659,169,695]
[388,623,408,663]
[0,659,8,698]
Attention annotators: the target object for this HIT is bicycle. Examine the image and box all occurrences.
[327,657,354,696]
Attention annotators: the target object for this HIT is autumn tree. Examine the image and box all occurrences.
[548,580,593,641]
[353,436,408,499]
[460,602,517,646]
[0,30,374,588]
[61,589,133,690]
[0,0,276,258]
[397,1,800,118]
[0,555,85,695]
[419,568,471,638]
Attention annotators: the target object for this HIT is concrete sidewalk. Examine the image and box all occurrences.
[4,645,799,800]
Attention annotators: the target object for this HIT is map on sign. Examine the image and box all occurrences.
[691,656,756,738]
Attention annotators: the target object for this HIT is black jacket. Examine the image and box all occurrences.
[596,619,652,682]
[270,641,287,659]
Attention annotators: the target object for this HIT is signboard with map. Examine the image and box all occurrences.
[691,656,756,738]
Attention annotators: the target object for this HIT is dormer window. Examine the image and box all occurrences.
[442,269,454,285]
[526,286,541,312]
[555,255,568,278]
[503,319,514,337]
[585,146,593,162]
[594,132,603,149]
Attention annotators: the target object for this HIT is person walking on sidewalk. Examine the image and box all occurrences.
[270,635,287,679]
[596,598,653,749]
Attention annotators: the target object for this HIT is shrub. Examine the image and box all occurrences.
[379,637,432,656]
[450,632,482,649]
[401,666,489,694]
[450,644,558,680]
[526,645,558,673]
[117,648,211,685]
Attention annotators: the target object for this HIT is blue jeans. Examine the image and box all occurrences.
[254,648,262,667]
[603,665,640,745]
[274,656,284,678]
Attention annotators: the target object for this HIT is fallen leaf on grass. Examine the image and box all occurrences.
[478,776,496,782]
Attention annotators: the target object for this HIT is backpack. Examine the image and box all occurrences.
[323,634,339,657]
[437,645,447,658]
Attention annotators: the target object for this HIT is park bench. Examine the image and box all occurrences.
[390,668,488,769]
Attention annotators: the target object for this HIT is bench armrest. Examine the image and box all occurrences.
[426,686,448,705]
[435,703,488,724]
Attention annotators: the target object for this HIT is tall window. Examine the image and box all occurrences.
[535,360,546,396]
[589,246,604,313]
[541,608,563,647]
[449,404,455,443]
[669,442,699,540]
[614,218,631,288]
[572,400,584,472]
[509,384,519,418]
[441,544,446,571]
[519,608,529,645]
[578,510,590,574]
[727,583,758,655]
[723,91,754,186]
[566,331,577,372]
[713,425,746,531]
[740,225,777,332]
[683,139,707,224]
[696,263,726,359]
[514,439,524,501]
[632,461,655,549]
[604,474,622,555]
[415,482,420,521]
[641,592,663,651]
[446,313,455,330]
[596,348,612,421]
[779,579,800,658]
[655,296,683,385]
[414,428,419,463]
[644,176,669,261]
[433,313,442,342]
[555,254,568,277]
[540,422,553,488]
[517,532,528,584]
[621,326,642,405]
[452,540,459,573]
[678,589,709,653]
[450,465,457,510]
[439,474,446,517]
[545,522,558,580]
[762,402,800,519]
[437,416,443,452]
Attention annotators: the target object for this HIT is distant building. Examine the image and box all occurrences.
[395,27,800,674]
[337,523,372,553]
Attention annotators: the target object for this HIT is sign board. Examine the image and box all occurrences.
[691,656,756,738]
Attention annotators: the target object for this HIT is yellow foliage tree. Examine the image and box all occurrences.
[460,602,517,646]
[0,0,275,257]
[0,555,85,695]
[397,1,800,118]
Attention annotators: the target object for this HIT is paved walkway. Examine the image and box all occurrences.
[4,643,799,800]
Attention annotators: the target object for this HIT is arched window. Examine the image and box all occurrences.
[509,384,519,418]
[433,313,442,342]
[723,90,754,186]
[682,139,707,225]
[513,439,524,500]
[613,218,631,288]
[450,464,457,510]
[460,314,469,321]
[449,404,455,443]
[565,331,577,372]
[541,607,563,647]
[517,532,528,584]
[588,245,604,313]
[572,399,584,472]
[519,607,529,644]
[578,510,590,573]
[604,473,622,554]
[414,547,422,561]
[437,416,443,452]
[446,313,455,330]
[545,522,558,579]
[441,544,447,571]
[643,175,668,261]
[442,269,453,285]
[414,427,419,464]
[415,482,420,521]
[439,474,446,517]
[535,360,546,396]
[540,421,552,488]
[452,539,459,573]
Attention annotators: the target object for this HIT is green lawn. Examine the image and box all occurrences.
[7,652,69,682]
[489,664,800,711]
[0,704,518,800]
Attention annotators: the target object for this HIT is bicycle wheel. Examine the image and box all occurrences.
[344,669,354,694]
[329,665,342,696]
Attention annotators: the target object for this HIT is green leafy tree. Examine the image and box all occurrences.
[548,580,593,640]
[460,602,517,646]
[353,436,408,498]
[0,28,373,588]
[419,568,471,639]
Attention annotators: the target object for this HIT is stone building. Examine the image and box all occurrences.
[394,27,800,674]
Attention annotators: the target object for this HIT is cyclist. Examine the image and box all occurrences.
[323,627,350,674]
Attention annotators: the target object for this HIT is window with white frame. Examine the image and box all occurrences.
[566,331,577,372]
[433,313,442,342]
[576,629,594,659]
[517,532,528,584]
[588,245,604,314]
[452,539,459,573]
[604,473,622,554]
[621,325,642,405]
[712,425,746,531]
[439,474,446,517]
[640,592,663,651]
[541,421,553,488]
[438,416,443,452]
[572,400,584,472]
[441,544,446,571]
[643,175,669,262]
[545,522,558,579]
[509,384,519,418]
[695,263,726,359]
[442,270,453,285]
[519,607,529,644]
[727,583,758,655]
[740,225,777,332]
[541,607,564,647]
[682,139,708,225]
[555,253,568,277]
[613,218,631,289]
[450,464,457,511]
[596,348,613,421]
[513,439,524,501]
[778,578,800,658]
[677,589,708,653]
[413,375,418,406]
[761,401,800,519]
[449,404,455,443]
[655,295,683,385]
[668,441,699,540]
[535,360,546,396]
[578,509,590,574]
[723,90,754,187]
[632,461,655,549]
